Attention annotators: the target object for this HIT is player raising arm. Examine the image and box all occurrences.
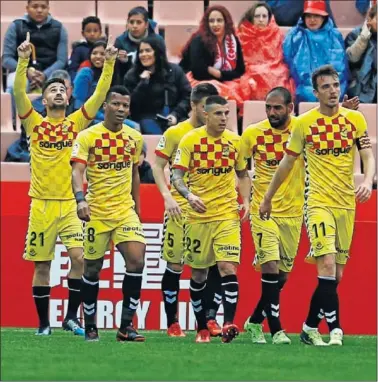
[16,32,117,336]
[260,65,375,346]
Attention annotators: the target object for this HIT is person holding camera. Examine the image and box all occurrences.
[124,35,191,135]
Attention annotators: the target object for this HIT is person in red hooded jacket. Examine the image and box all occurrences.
[237,1,295,101]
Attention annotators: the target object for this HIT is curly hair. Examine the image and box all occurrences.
[182,5,235,57]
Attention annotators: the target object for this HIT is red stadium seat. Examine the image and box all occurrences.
[97,1,148,25]
[1,131,20,161]
[227,99,238,133]
[49,1,96,21]
[209,1,248,24]
[242,101,268,130]
[298,102,377,137]
[339,27,354,39]
[1,93,14,132]
[331,0,365,27]
[163,24,197,62]
[154,1,204,25]
[0,1,27,21]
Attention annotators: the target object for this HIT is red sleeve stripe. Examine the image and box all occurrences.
[172,165,188,172]
[19,108,33,120]
[81,105,93,121]
[71,158,87,165]
[155,150,170,160]
[285,149,300,157]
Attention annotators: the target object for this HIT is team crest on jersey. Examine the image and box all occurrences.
[124,141,132,154]
[222,146,230,157]
[340,127,348,139]
[157,136,166,150]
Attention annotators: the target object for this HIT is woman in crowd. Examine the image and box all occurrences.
[345,4,377,103]
[237,1,295,101]
[114,6,164,82]
[179,5,246,108]
[73,40,138,129]
[283,0,349,103]
[124,35,191,135]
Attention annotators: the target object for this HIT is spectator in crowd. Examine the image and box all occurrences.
[345,4,377,103]
[124,35,191,135]
[266,0,334,26]
[1,0,68,125]
[114,6,164,84]
[283,0,349,103]
[5,69,72,163]
[68,16,103,81]
[179,5,247,109]
[73,40,139,130]
[138,142,155,184]
[237,1,295,101]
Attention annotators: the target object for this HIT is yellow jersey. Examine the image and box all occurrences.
[286,107,370,210]
[71,123,143,220]
[155,119,194,209]
[173,126,241,223]
[14,57,115,200]
[236,117,305,217]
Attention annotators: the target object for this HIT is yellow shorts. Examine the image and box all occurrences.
[23,198,83,262]
[161,214,185,264]
[84,210,145,260]
[305,206,355,265]
[183,219,241,269]
[251,214,303,273]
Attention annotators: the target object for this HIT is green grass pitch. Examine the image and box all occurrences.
[1,329,376,381]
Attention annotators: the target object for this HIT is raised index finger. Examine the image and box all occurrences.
[106,35,113,48]
[26,32,30,43]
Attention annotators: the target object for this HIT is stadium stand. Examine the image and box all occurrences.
[331,0,365,27]
[49,1,96,22]
[242,101,272,130]
[209,1,249,24]
[1,93,13,132]
[153,1,204,25]
[0,131,20,161]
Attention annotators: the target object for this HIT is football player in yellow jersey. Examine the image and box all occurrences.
[153,84,224,338]
[172,96,250,344]
[260,65,376,346]
[15,32,117,336]
[237,87,304,345]
[71,86,146,342]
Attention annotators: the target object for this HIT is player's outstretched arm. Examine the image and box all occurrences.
[72,161,91,222]
[132,163,141,217]
[236,169,252,223]
[14,32,34,120]
[259,154,297,220]
[153,156,182,221]
[172,169,206,213]
[356,147,376,203]
[80,35,118,125]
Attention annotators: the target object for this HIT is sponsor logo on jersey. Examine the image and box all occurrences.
[97,162,132,171]
[196,166,233,176]
[315,146,352,157]
[266,159,282,167]
[174,149,181,165]
[157,136,166,150]
[39,140,73,150]
[72,142,79,157]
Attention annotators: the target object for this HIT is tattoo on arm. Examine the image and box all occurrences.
[356,131,372,151]
[172,169,190,199]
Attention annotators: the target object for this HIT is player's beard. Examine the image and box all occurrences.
[50,102,67,111]
[269,114,288,129]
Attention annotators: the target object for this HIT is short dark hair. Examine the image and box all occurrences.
[266,87,292,105]
[312,65,339,90]
[82,16,102,32]
[42,77,66,94]
[368,4,377,19]
[28,0,49,4]
[191,83,219,104]
[205,95,228,109]
[105,85,131,102]
[128,6,149,22]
